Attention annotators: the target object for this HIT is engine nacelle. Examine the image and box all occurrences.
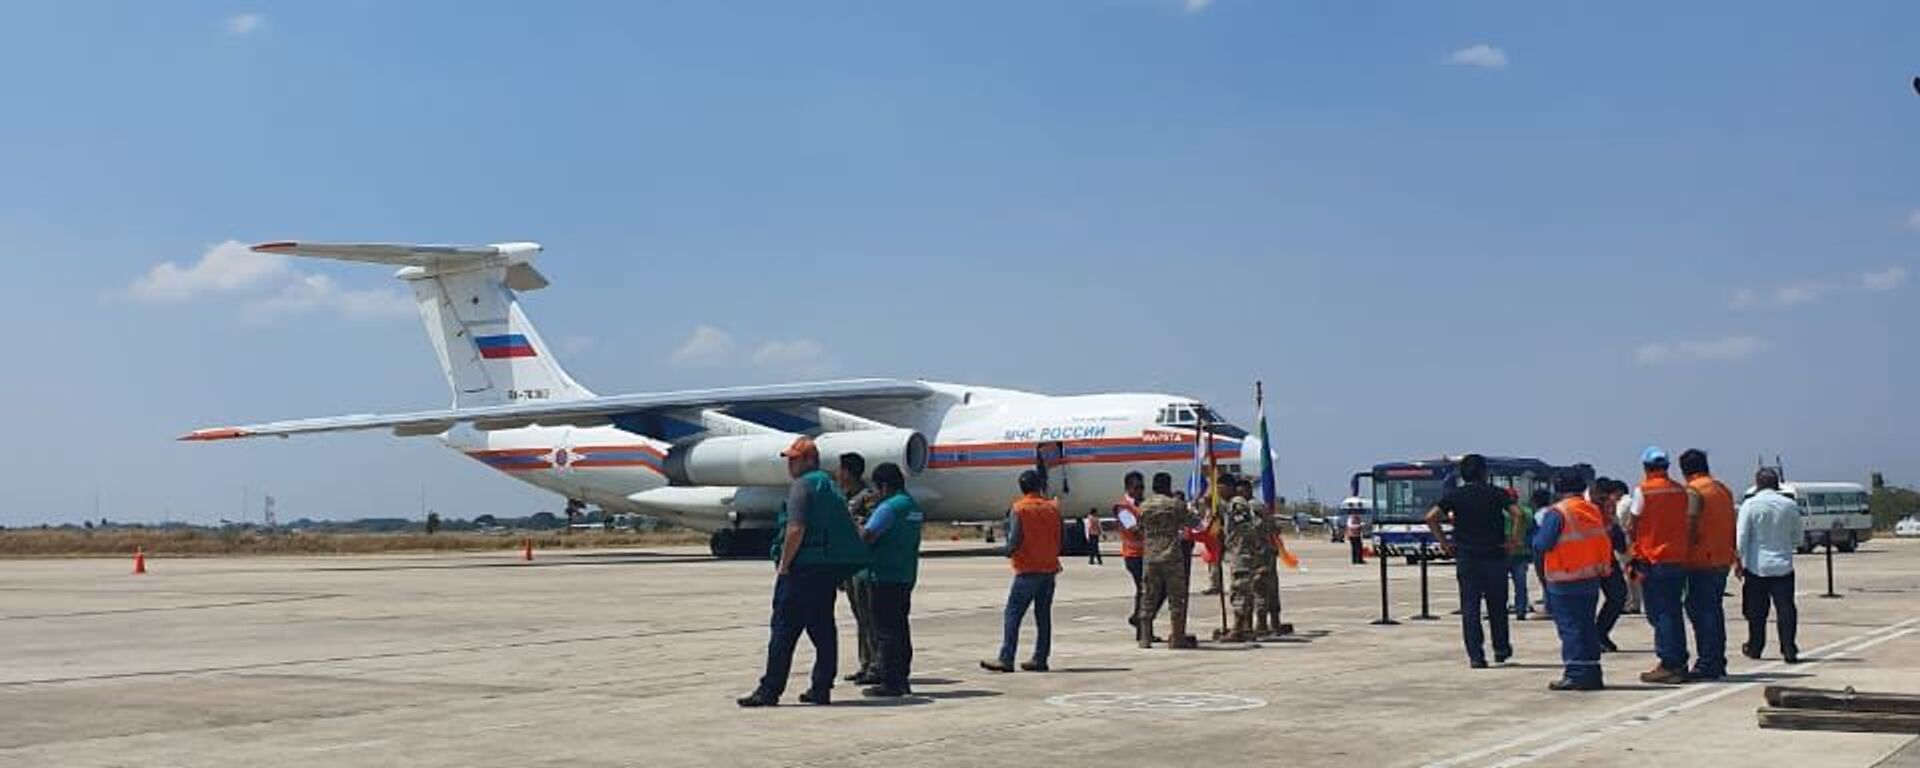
[663,429,929,487]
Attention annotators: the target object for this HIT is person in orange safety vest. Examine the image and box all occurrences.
[1533,468,1612,691]
[1680,448,1736,680]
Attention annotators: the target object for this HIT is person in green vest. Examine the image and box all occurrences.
[1509,487,1543,621]
[855,462,923,698]
[737,436,871,708]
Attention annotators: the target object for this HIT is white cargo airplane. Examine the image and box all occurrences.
[184,241,1264,556]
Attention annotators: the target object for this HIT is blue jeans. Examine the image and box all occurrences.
[1508,560,1532,617]
[999,572,1057,665]
[1642,563,1690,671]
[1456,558,1512,662]
[756,568,840,698]
[1548,581,1603,685]
[1686,567,1730,676]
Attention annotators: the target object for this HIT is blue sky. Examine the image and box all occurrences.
[1,1,1913,525]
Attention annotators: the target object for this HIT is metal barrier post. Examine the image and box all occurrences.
[1821,539,1841,599]
[1410,550,1438,620]
[1371,539,1400,626]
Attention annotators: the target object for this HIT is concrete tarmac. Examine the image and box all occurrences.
[4,537,1918,767]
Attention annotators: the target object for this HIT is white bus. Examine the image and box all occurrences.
[1746,481,1874,553]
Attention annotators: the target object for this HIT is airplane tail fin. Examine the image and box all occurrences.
[251,241,592,408]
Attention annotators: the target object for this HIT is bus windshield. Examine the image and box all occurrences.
[1376,477,1448,524]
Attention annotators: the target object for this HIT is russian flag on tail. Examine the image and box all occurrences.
[476,334,537,359]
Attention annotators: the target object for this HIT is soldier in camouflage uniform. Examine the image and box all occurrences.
[1247,480,1293,637]
[1222,488,1263,642]
[1135,472,1197,649]
[836,453,883,683]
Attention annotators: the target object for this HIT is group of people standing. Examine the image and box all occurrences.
[737,437,924,706]
[1111,471,1291,648]
[739,439,1299,706]
[1425,450,1804,692]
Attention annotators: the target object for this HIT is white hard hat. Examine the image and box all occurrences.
[1341,496,1368,510]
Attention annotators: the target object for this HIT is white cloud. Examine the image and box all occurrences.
[224,13,264,36]
[1733,266,1909,308]
[1862,266,1909,292]
[752,339,833,377]
[1444,44,1507,69]
[240,274,414,322]
[128,240,291,302]
[127,239,412,322]
[1183,0,1213,14]
[1770,281,1830,306]
[1634,336,1767,366]
[668,325,736,368]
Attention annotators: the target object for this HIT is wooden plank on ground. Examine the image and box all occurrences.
[1759,706,1920,734]
[1766,686,1920,715]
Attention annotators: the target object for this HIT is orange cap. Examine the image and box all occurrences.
[779,435,819,460]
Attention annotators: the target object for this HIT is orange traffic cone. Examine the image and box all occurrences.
[132,547,147,575]
[521,538,534,562]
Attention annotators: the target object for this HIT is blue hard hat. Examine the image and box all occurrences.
[1640,446,1670,466]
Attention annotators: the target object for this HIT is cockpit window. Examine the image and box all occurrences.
[1157,402,1222,426]
[1155,401,1248,439]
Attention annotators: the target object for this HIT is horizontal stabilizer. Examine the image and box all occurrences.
[252,241,548,290]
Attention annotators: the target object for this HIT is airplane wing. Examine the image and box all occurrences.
[181,378,935,441]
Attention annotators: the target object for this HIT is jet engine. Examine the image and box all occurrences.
[661,429,929,487]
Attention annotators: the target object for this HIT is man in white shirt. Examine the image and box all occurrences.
[1737,468,1803,663]
[1616,492,1642,614]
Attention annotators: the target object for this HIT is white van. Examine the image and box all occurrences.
[1746,481,1874,553]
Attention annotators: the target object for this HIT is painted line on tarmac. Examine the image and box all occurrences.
[1484,622,1920,768]
[1421,615,1920,768]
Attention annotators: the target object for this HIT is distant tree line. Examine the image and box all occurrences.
[0,509,673,534]
[1871,472,1920,530]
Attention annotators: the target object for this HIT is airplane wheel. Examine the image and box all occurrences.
[740,528,774,558]
[710,530,736,558]
[1838,534,1857,553]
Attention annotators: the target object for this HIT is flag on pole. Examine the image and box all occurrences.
[1185,418,1208,502]
[1256,382,1301,570]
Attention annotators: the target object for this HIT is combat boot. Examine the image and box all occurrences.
[1137,621,1155,649]
[1169,617,1198,649]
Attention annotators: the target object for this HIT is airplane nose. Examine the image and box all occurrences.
[1240,432,1275,476]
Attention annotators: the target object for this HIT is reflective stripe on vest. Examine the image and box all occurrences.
[1115,495,1144,558]
[1633,474,1692,565]
[1685,474,1737,569]
[1545,498,1614,583]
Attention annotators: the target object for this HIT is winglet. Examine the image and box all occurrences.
[179,427,253,442]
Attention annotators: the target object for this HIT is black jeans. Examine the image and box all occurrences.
[755,568,839,698]
[1742,572,1799,659]
[1456,557,1512,662]
[1597,567,1629,641]
[868,581,914,690]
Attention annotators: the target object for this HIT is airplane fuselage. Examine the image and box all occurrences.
[447,381,1248,531]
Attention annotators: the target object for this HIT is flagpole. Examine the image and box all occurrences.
[1206,414,1227,636]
